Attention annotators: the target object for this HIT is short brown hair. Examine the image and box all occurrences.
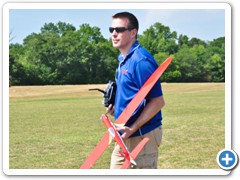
[112,12,139,32]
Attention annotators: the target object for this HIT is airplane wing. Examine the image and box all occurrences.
[115,56,172,126]
[121,137,149,169]
[80,131,111,169]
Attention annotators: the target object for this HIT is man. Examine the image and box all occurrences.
[107,12,165,169]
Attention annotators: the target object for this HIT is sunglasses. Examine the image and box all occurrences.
[109,27,133,33]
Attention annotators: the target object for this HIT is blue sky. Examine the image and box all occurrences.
[9,9,225,44]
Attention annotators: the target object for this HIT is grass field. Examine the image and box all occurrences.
[9,83,225,169]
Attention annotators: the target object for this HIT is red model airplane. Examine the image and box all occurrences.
[101,114,137,165]
[80,114,149,169]
[80,56,173,169]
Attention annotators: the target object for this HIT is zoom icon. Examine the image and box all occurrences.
[217,149,238,170]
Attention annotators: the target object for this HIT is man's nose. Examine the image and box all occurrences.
[112,30,118,36]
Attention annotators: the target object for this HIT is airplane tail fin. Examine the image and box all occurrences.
[130,158,137,166]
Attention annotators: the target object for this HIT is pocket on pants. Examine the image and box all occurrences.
[153,127,162,147]
[133,152,158,169]
[141,127,162,154]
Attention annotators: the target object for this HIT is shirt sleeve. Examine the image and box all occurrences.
[134,58,163,99]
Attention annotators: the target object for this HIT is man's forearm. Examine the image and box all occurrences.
[116,96,165,140]
[130,96,165,134]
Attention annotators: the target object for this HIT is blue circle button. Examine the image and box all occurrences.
[217,149,238,170]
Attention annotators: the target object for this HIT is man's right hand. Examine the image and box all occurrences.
[107,104,114,116]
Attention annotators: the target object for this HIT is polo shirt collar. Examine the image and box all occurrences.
[118,40,140,62]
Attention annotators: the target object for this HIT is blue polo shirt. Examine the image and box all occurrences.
[114,41,163,137]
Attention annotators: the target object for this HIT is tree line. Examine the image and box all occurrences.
[9,21,225,85]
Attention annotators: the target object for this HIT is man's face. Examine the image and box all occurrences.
[111,17,136,53]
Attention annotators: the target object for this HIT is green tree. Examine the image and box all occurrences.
[178,34,189,47]
[188,37,207,48]
[9,43,26,85]
[9,21,225,84]
[205,37,225,82]
[139,22,178,55]
[13,22,119,85]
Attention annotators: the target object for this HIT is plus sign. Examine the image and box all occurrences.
[217,149,238,170]
[222,153,233,165]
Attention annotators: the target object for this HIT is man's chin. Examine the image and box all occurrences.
[113,44,120,49]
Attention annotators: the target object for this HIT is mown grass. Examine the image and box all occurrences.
[9,83,225,169]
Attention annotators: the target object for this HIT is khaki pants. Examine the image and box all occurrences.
[110,126,162,169]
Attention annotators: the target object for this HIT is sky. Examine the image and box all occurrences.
[9,9,225,44]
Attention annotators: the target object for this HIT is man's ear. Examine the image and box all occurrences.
[131,29,137,39]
